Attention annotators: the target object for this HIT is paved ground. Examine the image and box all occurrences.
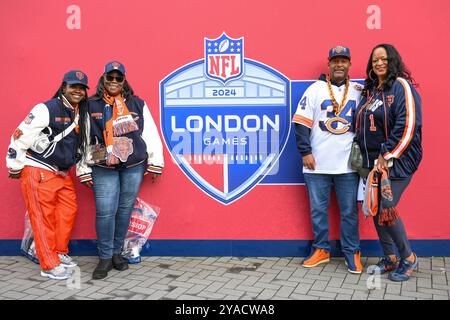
[0,256,449,300]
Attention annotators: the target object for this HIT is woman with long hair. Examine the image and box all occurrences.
[7,70,90,280]
[355,44,422,281]
[77,61,164,280]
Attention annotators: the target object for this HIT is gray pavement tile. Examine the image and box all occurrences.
[1,290,28,299]
[416,287,449,296]
[326,277,344,288]
[311,280,329,291]
[325,286,354,295]
[432,295,449,300]
[19,294,39,300]
[216,288,245,298]
[257,288,277,299]
[129,294,146,300]
[303,274,331,282]
[167,280,196,289]
[222,272,249,280]
[336,293,352,300]
[275,285,295,298]
[205,281,225,293]
[185,284,207,295]
[239,271,265,277]
[128,286,157,295]
[289,293,319,300]
[400,290,433,299]
[293,283,312,295]
[223,295,243,300]
[145,290,170,300]
[275,270,293,280]
[163,287,188,300]
[271,279,299,288]
[178,294,207,300]
[186,278,213,286]
[235,284,264,294]
[252,282,281,291]
[308,288,337,299]
[222,278,243,290]
[197,291,226,299]
[385,283,402,295]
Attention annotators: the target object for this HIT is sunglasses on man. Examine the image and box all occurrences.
[104,74,125,83]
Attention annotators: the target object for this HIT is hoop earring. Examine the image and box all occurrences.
[368,69,376,81]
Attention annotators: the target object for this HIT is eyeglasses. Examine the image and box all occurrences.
[104,74,125,83]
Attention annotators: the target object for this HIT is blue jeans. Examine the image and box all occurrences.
[92,163,145,259]
[304,173,360,255]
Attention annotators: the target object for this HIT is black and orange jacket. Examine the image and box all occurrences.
[355,78,422,178]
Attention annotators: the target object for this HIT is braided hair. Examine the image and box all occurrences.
[52,83,90,160]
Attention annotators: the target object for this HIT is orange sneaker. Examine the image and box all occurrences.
[302,248,330,268]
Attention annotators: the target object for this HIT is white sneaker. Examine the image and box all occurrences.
[58,253,77,267]
[40,265,72,280]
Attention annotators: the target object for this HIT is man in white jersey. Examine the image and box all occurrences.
[292,46,363,274]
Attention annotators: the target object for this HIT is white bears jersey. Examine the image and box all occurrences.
[293,80,363,174]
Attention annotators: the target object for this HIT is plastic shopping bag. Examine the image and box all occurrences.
[122,197,160,263]
[20,211,39,264]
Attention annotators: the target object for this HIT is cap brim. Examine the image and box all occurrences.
[329,55,351,60]
[66,81,90,89]
[105,69,125,75]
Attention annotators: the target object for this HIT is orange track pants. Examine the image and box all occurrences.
[20,166,77,270]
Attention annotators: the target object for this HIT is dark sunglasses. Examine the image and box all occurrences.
[104,74,125,83]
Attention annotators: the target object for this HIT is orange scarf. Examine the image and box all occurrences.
[363,167,400,226]
[102,92,138,165]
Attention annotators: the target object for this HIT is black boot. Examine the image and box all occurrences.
[112,254,129,271]
[92,258,113,280]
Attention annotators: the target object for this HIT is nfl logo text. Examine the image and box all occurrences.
[160,33,291,204]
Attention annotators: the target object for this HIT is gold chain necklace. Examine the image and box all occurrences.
[326,74,349,116]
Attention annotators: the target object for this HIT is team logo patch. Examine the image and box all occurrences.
[24,113,35,124]
[387,95,394,107]
[160,33,291,204]
[7,148,17,159]
[13,128,23,140]
[205,32,243,84]
[76,71,84,80]
[112,137,134,162]
[112,61,120,69]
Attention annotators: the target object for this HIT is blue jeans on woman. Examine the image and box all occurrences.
[92,162,145,259]
[304,172,360,255]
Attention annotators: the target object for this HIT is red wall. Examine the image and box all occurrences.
[1,0,449,240]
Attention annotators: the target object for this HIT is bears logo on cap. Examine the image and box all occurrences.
[76,71,85,80]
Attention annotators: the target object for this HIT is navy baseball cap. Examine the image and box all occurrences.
[104,61,126,75]
[62,70,89,89]
[328,45,351,60]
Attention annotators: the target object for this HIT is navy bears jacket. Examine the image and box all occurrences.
[355,77,422,178]
[76,95,164,183]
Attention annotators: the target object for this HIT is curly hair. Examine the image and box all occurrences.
[364,44,417,94]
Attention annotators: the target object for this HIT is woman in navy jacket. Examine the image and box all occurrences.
[355,44,422,282]
[77,61,164,280]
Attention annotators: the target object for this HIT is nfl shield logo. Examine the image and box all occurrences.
[160,34,290,205]
[205,32,244,84]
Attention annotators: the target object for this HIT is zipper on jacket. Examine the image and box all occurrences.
[363,108,370,167]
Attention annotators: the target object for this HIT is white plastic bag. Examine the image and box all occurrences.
[20,211,39,264]
[122,197,160,263]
